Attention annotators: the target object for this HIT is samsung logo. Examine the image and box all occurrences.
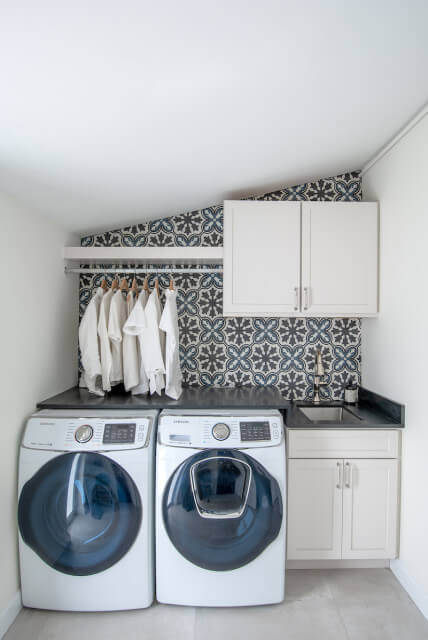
[39,423,55,426]
[172,420,189,424]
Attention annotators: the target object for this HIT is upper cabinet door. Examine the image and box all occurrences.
[223,201,301,317]
[301,202,379,316]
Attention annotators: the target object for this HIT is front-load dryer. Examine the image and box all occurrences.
[18,409,158,611]
[156,409,286,607]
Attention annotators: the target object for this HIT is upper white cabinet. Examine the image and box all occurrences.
[223,201,301,316]
[301,202,378,316]
[223,200,378,317]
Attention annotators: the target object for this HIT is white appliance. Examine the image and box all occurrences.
[18,409,158,611]
[156,409,286,607]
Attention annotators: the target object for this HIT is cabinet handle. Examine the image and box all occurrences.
[304,287,310,310]
[345,462,352,488]
[294,287,299,311]
[336,461,342,489]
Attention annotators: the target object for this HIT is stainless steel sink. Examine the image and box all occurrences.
[298,405,361,424]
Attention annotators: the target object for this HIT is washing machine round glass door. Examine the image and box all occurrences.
[18,452,142,576]
[162,449,283,571]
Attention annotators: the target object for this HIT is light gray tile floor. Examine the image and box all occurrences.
[4,570,428,640]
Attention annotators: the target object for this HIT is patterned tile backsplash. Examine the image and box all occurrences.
[80,171,362,400]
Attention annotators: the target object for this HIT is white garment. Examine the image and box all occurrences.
[141,290,165,395]
[78,287,104,396]
[159,289,182,399]
[97,289,114,392]
[123,290,149,395]
[108,290,127,384]
[122,293,141,392]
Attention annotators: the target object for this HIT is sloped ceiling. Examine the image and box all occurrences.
[1,0,428,234]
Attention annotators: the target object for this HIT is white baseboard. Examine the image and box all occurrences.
[287,559,390,569]
[0,591,21,639]
[391,560,428,621]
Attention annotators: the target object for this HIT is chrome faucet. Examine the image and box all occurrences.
[313,350,327,403]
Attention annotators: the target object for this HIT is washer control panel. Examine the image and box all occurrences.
[23,414,155,451]
[212,423,231,441]
[159,413,283,448]
[240,421,271,441]
[103,423,136,444]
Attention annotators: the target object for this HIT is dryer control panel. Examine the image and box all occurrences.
[23,415,153,451]
[159,413,283,449]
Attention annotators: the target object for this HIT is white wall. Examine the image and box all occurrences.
[0,194,79,634]
[362,113,428,618]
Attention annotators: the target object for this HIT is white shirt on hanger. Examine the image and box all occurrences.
[97,289,114,392]
[79,287,104,396]
[141,290,165,395]
[159,289,182,399]
[123,290,149,395]
[122,293,140,392]
[108,290,127,385]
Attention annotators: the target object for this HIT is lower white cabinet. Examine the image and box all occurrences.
[287,459,343,559]
[342,459,399,559]
[287,435,400,561]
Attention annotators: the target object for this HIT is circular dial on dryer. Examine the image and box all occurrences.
[75,424,94,443]
[212,422,230,441]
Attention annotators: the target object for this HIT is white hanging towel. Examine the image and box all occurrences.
[122,293,140,392]
[131,289,150,395]
[123,291,149,394]
[159,289,183,399]
[97,289,114,392]
[78,287,104,396]
[108,290,127,385]
[141,290,166,395]
[152,290,166,394]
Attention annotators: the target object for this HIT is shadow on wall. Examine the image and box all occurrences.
[79,172,362,400]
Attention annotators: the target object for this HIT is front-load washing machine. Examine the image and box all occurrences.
[18,409,158,611]
[156,409,286,607]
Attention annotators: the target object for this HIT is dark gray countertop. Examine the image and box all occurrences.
[37,386,404,428]
[285,387,405,428]
[37,385,290,410]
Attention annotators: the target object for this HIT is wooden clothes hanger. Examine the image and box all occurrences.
[131,275,139,297]
[111,275,119,291]
[169,277,174,291]
[143,277,150,297]
[120,277,129,292]
[101,278,108,291]
[155,277,160,296]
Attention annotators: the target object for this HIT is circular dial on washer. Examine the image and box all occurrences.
[212,422,230,441]
[75,424,94,443]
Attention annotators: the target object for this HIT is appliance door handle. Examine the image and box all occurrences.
[294,287,299,311]
[344,462,352,488]
[336,461,342,489]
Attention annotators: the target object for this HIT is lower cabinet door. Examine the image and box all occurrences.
[287,459,343,560]
[342,459,399,559]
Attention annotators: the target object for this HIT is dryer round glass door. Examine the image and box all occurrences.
[18,452,142,576]
[162,449,283,571]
